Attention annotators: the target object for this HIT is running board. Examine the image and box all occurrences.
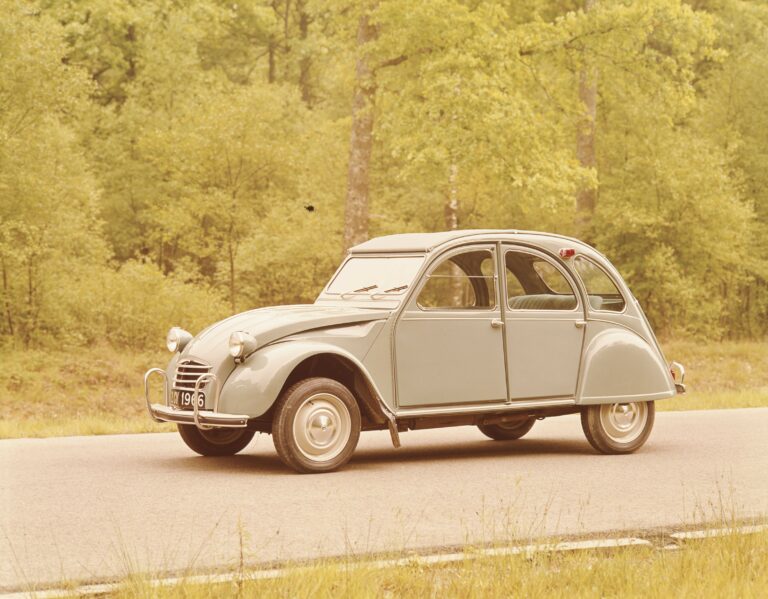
[394,398,576,419]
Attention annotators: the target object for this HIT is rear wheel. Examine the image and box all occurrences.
[580,401,655,454]
[272,377,361,474]
[478,418,535,441]
[177,425,255,457]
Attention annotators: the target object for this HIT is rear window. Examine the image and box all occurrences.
[573,257,626,312]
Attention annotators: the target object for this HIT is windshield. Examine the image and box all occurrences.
[325,256,425,296]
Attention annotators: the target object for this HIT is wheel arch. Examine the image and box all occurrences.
[278,353,393,429]
[218,342,395,428]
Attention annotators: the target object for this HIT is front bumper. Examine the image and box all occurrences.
[144,367,249,430]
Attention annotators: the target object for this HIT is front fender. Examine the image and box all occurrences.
[578,325,675,405]
[218,341,392,419]
[165,352,180,381]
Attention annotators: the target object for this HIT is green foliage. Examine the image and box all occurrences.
[97,261,229,349]
[1,0,766,347]
[0,2,106,346]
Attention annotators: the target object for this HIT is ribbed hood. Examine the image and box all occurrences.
[179,304,391,366]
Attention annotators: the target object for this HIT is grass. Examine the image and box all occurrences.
[94,528,768,598]
[657,339,768,412]
[1,339,766,439]
[0,345,175,439]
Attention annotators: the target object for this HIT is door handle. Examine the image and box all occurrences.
[575,320,587,328]
[491,319,504,329]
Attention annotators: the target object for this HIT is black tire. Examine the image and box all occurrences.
[478,418,536,441]
[581,401,655,454]
[272,377,361,474]
[177,424,255,457]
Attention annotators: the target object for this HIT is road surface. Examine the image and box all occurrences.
[1,408,767,591]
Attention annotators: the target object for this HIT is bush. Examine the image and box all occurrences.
[96,261,229,349]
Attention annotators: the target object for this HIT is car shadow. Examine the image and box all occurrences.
[148,437,596,476]
[352,437,595,466]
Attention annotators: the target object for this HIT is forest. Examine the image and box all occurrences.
[2,0,767,351]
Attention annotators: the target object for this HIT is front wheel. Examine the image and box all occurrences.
[272,377,361,474]
[177,425,255,456]
[580,401,655,454]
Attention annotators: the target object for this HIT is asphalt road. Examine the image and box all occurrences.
[1,408,767,591]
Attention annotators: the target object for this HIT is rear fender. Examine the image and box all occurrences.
[578,326,675,405]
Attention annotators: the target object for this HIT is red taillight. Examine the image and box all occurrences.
[559,248,576,258]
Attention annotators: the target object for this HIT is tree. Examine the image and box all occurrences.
[3,0,764,347]
[343,9,377,251]
[0,2,106,345]
[575,0,598,236]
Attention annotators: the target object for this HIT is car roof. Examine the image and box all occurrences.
[349,229,591,254]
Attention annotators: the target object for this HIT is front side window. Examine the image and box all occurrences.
[417,249,497,310]
[574,257,626,312]
[505,250,577,310]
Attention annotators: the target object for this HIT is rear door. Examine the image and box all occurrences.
[502,246,585,400]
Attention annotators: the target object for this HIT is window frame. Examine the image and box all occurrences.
[572,255,628,314]
[414,246,499,312]
[503,248,581,313]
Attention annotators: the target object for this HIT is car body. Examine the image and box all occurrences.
[145,229,685,473]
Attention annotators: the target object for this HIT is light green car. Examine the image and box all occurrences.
[145,230,685,473]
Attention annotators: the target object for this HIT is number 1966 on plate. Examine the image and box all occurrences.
[173,389,206,409]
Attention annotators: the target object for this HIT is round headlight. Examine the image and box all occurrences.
[229,331,257,358]
[166,327,192,353]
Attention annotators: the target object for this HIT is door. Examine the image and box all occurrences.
[395,245,508,407]
[502,246,585,400]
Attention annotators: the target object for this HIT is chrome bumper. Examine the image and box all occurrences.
[670,361,686,394]
[144,367,249,430]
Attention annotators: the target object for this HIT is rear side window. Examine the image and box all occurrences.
[505,251,577,311]
[532,260,573,295]
[574,257,626,312]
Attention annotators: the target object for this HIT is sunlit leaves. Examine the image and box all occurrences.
[1,0,766,345]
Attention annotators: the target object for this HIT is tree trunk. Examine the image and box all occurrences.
[267,39,277,83]
[298,2,313,106]
[445,86,460,232]
[1,256,14,337]
[25,255,35,348]
[283,0,291,42]
[445,162,464,305]
[444,163,459,231]
[343,12,377,252]
[228,236,237,313]
[575,0,598,235]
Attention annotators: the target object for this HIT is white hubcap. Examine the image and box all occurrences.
[293,393,351,461]
[599,402,648,443]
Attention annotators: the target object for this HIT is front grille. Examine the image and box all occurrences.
[173,359,212,391]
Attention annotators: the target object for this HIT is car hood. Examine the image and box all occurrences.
[180,304,392,363]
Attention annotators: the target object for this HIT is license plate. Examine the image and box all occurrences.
[172,389,206,409]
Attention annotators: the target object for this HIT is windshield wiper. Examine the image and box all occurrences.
[340,284,378,299]
[370,284,409,299]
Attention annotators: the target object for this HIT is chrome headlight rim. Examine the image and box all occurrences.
[228,331,257,359]
[166,327,192,353]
